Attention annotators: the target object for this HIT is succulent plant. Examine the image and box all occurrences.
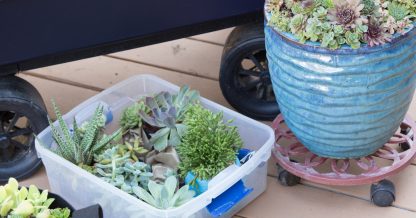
[120,102,148,131]
[178,104,243,181]
[388,1,410,21]
[362,0,377,15]
[139,86,199,151]
[116,139,149,162]
[267,0,415,49]
[268,10,291,32]
[289,14,308,42]
[315,0,334,8]
[328,0,367,28]
[95,145,152,194]
[133,176,195,209]
[265,0,284,13]
[364,18,392,46]
[48,101,121,166]
[145,146,181,183]
[0,178,70,218]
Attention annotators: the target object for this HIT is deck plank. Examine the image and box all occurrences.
[27,56,229,108]
[188,28,233,45]
[267,151,416,211]
[108,38,223,80]
[237,177,416,218]
[18,74,99,119]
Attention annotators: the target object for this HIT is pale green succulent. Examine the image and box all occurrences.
[95,146,152,194]
[0,178,70,218]
[315,0,333,8]
[388,1,410,21]
[268,11,291,32]
[48,101,121,166]
[345,31,362,49]
[133,176,195,209]
[139,86,199,151]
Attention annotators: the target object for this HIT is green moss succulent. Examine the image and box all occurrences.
[178,104,243,181]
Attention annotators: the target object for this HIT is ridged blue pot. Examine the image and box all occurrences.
[265,16,416,158]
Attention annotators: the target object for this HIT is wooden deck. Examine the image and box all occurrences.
[20,29,416,218]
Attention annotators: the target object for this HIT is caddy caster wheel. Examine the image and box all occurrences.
[371,180,395,207]
[399,124,412,151]
[0,75,48,182]
[219,22,279,120]
[277,164,300,186]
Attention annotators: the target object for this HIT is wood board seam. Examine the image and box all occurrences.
[104,54,219,82]
[187,37,225,47]
[267,174,416,213]
[21,71,104,92]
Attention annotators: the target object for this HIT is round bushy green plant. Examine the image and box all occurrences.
[266,0,416,49]
[177,104,243,181]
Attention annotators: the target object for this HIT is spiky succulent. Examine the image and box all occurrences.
[328,0,367,28]
[388,1,410,21]
[133,176,195,209]
[139,86,199,151]
[48,101,121,166]
[364,18,392,46]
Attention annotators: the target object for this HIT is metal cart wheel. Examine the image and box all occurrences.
[0,75,48,182]
[371,180,396,207]
[219,22,279,120]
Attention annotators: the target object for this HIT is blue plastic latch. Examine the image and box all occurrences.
[104,109,113,124]
[206,180,253,217]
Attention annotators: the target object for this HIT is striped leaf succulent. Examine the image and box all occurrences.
[48,101,121,166]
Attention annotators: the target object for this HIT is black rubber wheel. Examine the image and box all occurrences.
[277,164,300,186]
[399,125,412,151]
[220,22,279,120]
[0,75,48,182]
[371,180,396,207]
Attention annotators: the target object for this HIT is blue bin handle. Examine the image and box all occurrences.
[206,180,253,217]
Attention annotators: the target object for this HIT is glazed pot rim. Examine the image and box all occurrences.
[264,9,416,55]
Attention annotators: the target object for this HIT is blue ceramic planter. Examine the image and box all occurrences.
[265,16,416,158]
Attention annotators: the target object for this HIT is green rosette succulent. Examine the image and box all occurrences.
[133,176,195,209]
[139,86,199,151]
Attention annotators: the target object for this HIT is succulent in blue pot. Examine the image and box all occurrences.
[265,0,416,158]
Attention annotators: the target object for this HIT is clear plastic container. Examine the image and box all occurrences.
[35,75,275,218]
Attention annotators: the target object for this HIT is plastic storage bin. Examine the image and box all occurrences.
[35,75,275,218]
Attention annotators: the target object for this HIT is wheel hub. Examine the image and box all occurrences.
[0,133,10,149]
